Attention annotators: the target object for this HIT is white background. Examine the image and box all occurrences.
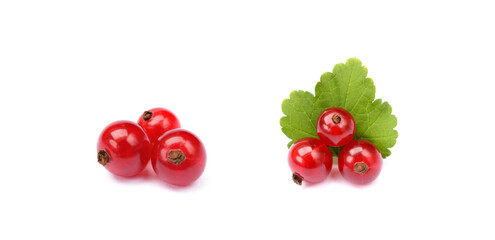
[1,0,494,239]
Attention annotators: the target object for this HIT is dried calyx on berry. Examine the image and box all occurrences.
[168,150,186,165]
[142,111,153,121]
[97,150,109,166]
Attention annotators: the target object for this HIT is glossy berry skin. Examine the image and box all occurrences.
[338,140,383,185]
[97,120,152,177]
[137,107,180,144]
[152,129,206,186]
[288,138,333,185]
[317,107,356,147]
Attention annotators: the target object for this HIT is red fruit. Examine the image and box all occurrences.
[288,138,333,185]
[97,120,151,177]
[316,107,356,147]
[338,140,382,185]
[152,129,206,186]
[137,107,180,144]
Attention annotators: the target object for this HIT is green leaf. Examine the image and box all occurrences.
[280,58,398,158]
[354,99,398,158]
[315,58,375,114]
[280,90,328,148]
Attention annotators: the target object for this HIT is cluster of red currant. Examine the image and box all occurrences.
[288,107,382,185]
[97,108,206,186]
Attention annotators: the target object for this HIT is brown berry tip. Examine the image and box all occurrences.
[354,162,369,175]
[142,111,153,121]
[97,150,109,166]
[292,173,303,186]
[168,150,186,165]
[332,114,341,124]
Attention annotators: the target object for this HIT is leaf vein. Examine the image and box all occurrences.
[287,101,316,132]
[358,107,385,138]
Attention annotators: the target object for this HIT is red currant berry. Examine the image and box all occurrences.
[152,129,206,186]
[97,120,152,177]
[338,140,382,185]
[288,138,333,185]
[316,107,356,147]
[137,107,180,144]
